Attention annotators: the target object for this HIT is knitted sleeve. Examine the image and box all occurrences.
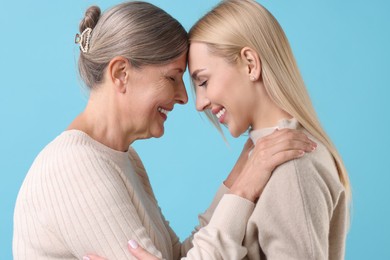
[168,185,230,259]
[129,147,249,260]
[43,147,164,259]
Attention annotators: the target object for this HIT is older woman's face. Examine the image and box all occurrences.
[124,52,188,139]
[189,42,258,137]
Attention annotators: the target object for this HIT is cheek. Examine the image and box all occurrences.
[156,80,175,98]
[209,77,229,101]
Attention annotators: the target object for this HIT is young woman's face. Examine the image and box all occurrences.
[188,42,258,137]
[124,52,188,139]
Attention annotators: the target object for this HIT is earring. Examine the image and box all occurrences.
[250,75,256,81]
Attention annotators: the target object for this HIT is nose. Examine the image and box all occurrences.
[175,80,188,105]
[195,88,210,111]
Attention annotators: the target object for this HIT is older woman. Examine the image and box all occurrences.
[13,1,315,260]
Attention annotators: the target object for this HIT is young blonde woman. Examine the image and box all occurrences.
[13,1,315,260]
[89,0,351,259]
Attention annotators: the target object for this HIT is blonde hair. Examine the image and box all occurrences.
[78,1,188,89]
[189,0,351,203]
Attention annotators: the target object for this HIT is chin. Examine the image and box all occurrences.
[229,128,241,138]
[229,124,247,138]
[154,133,164,138]
[152,127,165,138]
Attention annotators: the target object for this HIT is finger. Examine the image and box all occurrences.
[83,255,106,260]
[257,131,316,152]
[128,240,160,260]
[251,138,314,162]
[263,128,314,146]
[265,149,305,171]
[269,139,315,155]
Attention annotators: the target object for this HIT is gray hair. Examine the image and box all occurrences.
[78,1,188,89]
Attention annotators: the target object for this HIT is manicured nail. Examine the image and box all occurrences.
[83,257,90,260]
[128,239,138,249]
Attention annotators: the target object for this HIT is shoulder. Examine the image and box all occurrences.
[263,137,344,207]
[28,131,118,182]
[44,131,103,159]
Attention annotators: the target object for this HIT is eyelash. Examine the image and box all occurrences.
[168,77,175,82]
[199,80,207,87]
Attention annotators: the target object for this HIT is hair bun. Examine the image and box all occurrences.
[79,5,101,32]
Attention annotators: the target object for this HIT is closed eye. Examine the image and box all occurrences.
[199,80,207,87]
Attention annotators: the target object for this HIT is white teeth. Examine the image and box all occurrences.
[216,108,226,119]
[158,107,169,116]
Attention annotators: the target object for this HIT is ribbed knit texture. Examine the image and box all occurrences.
[13,130,255,260]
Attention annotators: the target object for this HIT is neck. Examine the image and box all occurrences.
[251,83,292,130]
[68,87,137,152]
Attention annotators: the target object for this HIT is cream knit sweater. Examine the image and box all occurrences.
[207,118,347,259]
[13,117,348,259]
[241,118,348,259]
[13,130,254,260]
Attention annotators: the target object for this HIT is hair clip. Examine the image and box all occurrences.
[75,28,92,53]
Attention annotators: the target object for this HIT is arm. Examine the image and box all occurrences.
[127,147,230,258]
[48,150,164,260]
[86,129,317,260]
[167,129,318,259]
[87,193,254,260]
[169,138,255,257]
[168,184,230,258]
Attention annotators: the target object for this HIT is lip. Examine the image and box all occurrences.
[211,107,226,124]
[211,106,224,115]
[160,106,173,114]
[218,111,226,124]
[158,106,173,121]
[159,113,167,121]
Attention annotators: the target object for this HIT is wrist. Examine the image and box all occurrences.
[224,164,242,188]
[223,177,234,189]
[230,185,257,202]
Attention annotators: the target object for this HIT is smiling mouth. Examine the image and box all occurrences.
[157,107,169,117]
[216,108,226,120]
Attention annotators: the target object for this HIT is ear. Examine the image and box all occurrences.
[240,47,261,82]
[107,56,130,93]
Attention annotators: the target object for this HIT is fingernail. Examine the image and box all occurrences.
[128,239,138,249]
[83,257,90,260]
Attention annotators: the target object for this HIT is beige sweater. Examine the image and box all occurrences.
[240,118,348,259]
[13,118,347,259]
[13,130,254,260]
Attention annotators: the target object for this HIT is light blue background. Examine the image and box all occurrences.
[1,0,389,259]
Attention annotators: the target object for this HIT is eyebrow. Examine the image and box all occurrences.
[191,69,206,81]
[169,68,185,74]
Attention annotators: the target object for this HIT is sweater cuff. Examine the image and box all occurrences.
[208,194,255,240]
[197,184,230,227]
[208,184,230,213]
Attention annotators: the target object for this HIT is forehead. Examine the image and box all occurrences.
[189,42,222,76]
[189,42,210,67]
[160,52,187,72]
[189,42,233,79]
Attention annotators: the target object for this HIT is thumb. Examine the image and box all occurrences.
[127,240,160,260]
